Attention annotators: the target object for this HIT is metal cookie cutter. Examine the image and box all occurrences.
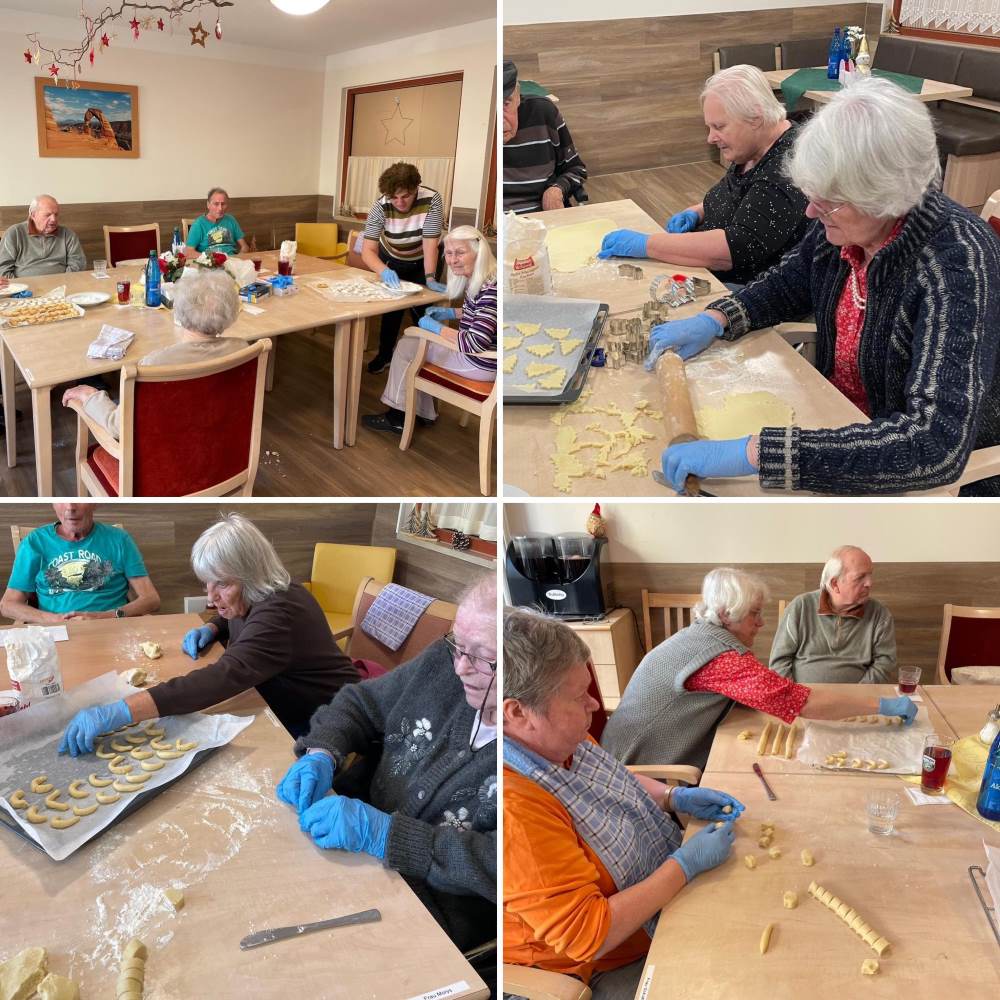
[649,274,693,308]
[617,263,644,280]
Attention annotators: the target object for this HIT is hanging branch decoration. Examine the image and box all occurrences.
[24,1,234,86]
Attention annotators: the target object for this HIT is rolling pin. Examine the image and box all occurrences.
[656,350,702,496]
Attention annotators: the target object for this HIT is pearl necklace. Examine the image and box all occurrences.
[850,267,867,310]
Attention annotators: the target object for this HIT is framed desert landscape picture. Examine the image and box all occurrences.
[35,77,139,158]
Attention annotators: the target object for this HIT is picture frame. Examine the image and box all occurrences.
[35,77,139,159]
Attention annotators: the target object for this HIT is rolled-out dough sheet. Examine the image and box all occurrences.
[697,391,795,438]
[546,218,619,273]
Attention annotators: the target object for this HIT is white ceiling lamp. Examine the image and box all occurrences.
[270,0,332,14]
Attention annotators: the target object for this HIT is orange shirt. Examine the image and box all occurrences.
[503,764,650,984]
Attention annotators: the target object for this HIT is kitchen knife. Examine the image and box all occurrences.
[239,907,381,951]
[752,762,777,801]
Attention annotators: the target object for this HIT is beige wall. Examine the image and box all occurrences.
[502,502,1000,563]
[0,16,325,206]
[352,82,462,158]
[504,0,888,23]
[319,19,495,215]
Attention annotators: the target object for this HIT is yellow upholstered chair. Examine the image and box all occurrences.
[294,223,344,260]
[302,543,396,640]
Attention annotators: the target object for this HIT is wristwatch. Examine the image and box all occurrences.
[114,607,126,619]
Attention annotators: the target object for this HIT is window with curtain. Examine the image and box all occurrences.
[896,0,1000,37]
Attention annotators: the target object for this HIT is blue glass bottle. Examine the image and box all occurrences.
[840,29,854,71]
[172,226,183,255]
[145,250,161,308]
[827,27,842,80]
[977,729,1000,821]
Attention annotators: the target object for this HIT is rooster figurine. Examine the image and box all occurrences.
[586,503,607,538]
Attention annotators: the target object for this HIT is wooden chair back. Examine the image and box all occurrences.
[71,340,271,497]
[585,659,609,741]
[347,228,368,270]
[103,223,160,267]
[339,576,458,672]
[181,218,196,242]
[936,603,1000,683]
[714,43,780,74]
[398,327,497,496]
[501,963,592,1000]
[777,599,787,621]
[641,590,702,652]
[294,222,340,258]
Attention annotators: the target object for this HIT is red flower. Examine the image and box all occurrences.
[157,259,168,274]
[211,252,227,266]
[176,252,186,263]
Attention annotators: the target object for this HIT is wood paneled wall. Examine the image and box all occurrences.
[0,504,484,620]
[609,561,1000,678]
[505,4,883,175]
[0,194,326,268]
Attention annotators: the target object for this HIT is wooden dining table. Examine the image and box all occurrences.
[0,613,489,999]
[0,254,444,495]
[639,683,1000,998]
[763,67,974,104]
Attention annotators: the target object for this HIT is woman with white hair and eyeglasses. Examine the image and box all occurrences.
[596,65,809,287]
[61,268,249,439]
[363,225,497,434]
[600,567,916,770]
[654,75,1000,496]
[59,513,358,754]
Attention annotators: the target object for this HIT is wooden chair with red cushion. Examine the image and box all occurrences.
[935,604,1000,683]
[397,326,497,496]
[103,224,160,267]
[66,339,271,497]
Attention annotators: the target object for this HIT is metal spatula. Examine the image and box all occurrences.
[239,907,381,950]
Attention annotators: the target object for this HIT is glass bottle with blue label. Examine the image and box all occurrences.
[145,250,161,308]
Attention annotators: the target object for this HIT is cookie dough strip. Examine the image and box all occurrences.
[756,722,773,756]
[807,881,890,955]
[770,724,786,756]
[783,723,797,759]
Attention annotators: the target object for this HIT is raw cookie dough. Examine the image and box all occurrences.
[559,338,584,356]
[546,327,572,340]
[525,362,561,379]
[502,354,518,375]
[0,946,48,1000]
[44,790,69,811]
[759,923,774,955]
[756,723,773,756]
[861,959,880,975]
[525,342,556,358]
[36,973,80,1000]
[514,323,541,337]
[744,855,757,869]
[536,370,567,389]
[502,335,523,350]
[140,760,165,772]
[25,805,48,824]
[29,776,53,794]
[807,881,891,956]
[8,790,28,809]
[67,780,89,799]
[800,849,815,866]
[72,802,98,817]
[696,391,795,439]
[88,773,113,787]
[164,888,185,910]
[140,642,162,660]
[49,814,79,830]
[737,730,753,741]
[545,218,618,273]
[783,891,798,909]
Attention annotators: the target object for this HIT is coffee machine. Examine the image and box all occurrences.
[505,532,610,619]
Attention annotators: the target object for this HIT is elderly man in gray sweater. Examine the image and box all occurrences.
[769,545,896,684]
[0,195,86,278]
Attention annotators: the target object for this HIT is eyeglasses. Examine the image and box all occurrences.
[809,198,848,222]
[444,632,496,673]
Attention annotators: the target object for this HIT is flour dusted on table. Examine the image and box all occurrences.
[4,627,63,709]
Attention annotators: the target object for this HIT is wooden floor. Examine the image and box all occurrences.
[585,160,727,229]
[0,330,491,498]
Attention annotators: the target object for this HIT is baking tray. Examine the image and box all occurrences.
[0,744,220,861]
[503,293,608,406]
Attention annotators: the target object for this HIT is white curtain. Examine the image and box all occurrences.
[899,0,1000,32]
[428,503,497,542]
[345,156,455,219]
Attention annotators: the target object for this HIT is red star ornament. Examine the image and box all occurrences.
[23,49,32,63]
[48,63,59,77]
[157,18,165,31]
[101,33,110,48]
[130,17,140,39]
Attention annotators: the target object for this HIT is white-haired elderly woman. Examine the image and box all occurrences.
[655,76,1000,496]
[362,225,497,433]
[61,268,249,440]
[59,513,358,756]
[503,608,742,999]
[597,65,808,287]
[600,568,916,772]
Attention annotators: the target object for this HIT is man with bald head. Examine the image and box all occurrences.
[769,546,896,684]
[0,195,86,277]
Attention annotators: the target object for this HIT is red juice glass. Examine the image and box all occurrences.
[116,279,131,305]
[252,258,262,273]
[898,665,921,694]
[277,259,292,276]
[921,734,954,793]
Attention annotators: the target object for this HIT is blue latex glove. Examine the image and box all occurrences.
[59,699,132,757]
[671,821,736,883]
[596,229,650,260]
[644,312,724,368]
[666,209,700,234]
[380,267,401,289]
[418,315,444,335]
[276,753,335,813]
[425,306,457,322]
[661,438,755,494]
[426,278,447,293]
[671,786,746,821]
[299,795,391,859]
[182,625,216,660]
[878,696,918,726]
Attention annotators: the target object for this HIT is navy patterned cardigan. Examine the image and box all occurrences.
[708,189,1000,495]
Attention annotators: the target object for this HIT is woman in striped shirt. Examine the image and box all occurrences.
[361,162,447,373]
[363,226,497,433]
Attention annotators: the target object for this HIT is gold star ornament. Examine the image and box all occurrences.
[189,21,209,47]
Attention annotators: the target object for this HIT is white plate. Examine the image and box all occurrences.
[67,292,111,307]
[0,283,29,298]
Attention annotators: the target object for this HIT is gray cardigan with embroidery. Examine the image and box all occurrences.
[295,639,496,950]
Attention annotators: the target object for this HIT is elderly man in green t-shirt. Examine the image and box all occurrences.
[185,187,249,257]
[0,503,160,623]
[769,545,896,684]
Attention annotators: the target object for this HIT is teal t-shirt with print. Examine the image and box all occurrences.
[186,213,245,255]
[8,523,148,613]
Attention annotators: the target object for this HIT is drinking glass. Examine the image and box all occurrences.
[865,790,900,836]
[921,734,954,793]
[116,279,131,305]
[94,258,108,278]
[277,259,292,276]
[898,665,921,694]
